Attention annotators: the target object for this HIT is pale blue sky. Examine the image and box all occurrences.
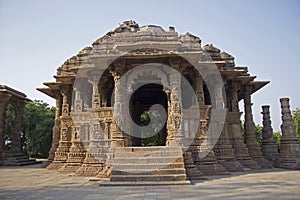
[0,0,299,131]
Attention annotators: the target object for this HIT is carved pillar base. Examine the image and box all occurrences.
[76,138,112,176]
[262,141,278,165]
[75,152,104,176]
[46,161,66,170]
[277,139,300,169]
[59,142,86,173]
[195,150,230,176]
[214,144,244,172]
[183,151,205,180]
[213,111,244,172]
[227,112,261,169]
[247,145,273,168]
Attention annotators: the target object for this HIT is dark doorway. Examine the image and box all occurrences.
[129,84,168,146]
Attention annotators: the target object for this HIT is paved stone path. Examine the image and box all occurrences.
[0,164,299,200]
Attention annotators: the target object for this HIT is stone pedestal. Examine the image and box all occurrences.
[47,116,72,170]
[277,98,300,169]
[227,112,261,169]
[261,105,278,165]
[214,123,244,172]
[183,151,205,180]
[59,126,86,173]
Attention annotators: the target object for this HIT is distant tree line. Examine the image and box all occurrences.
[242,107,300,149]
[4,100,54,158]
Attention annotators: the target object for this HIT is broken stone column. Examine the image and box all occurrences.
[261,105,278,165]
[277,98,300,169]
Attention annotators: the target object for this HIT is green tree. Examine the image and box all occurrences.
[4,104,16,149]
[292,108,300,143]
[140,110,166,146]
[22,100,55,158]
[273,131,281,151]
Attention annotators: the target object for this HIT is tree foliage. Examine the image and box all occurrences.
[273,131,281,151]
[292,108,300,143]
[140,110,166,146]
[4,104,16,149]
[22,100,55,158]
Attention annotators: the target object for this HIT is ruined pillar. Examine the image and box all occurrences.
[261,105,278,165]
[243,85,272,168]
[277,98,300,169]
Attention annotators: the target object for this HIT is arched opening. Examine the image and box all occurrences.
[129,83,168,146]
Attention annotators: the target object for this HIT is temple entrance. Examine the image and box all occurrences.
[129,83,168,146]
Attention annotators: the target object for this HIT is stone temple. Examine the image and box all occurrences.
[37,21,299,184]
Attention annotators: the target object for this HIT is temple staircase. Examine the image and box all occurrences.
[100,146,190,186]
[3,152,42,166]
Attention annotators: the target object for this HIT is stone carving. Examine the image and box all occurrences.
[37,21,299,181]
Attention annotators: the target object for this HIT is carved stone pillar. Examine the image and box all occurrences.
[111,67,126,147]
[89,77,100,110]
[48,85,72,170]
[74,88,83,112]
[48,95,62,161]
[244,85,272,168]
[10,101,26,153]
[229,82,239,112]
[193,75,205,106]
[261,105,278,165]
[166,69,182,146]
[0,94,11,165]
[277,98,300,169]
[61,85,71,116]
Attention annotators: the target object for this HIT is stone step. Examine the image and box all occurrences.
[99,180,191,186]
[4,153,26,157]
[6,157,33,162]
[112,168,186,175]
[110,174,187,182]
[112,163,185,170]
[114,150,183,157]
[3,152,42,166]
[110,146,187,183]
[113,146,182,152]
[112,157,184,164]
[5,160,42,166]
